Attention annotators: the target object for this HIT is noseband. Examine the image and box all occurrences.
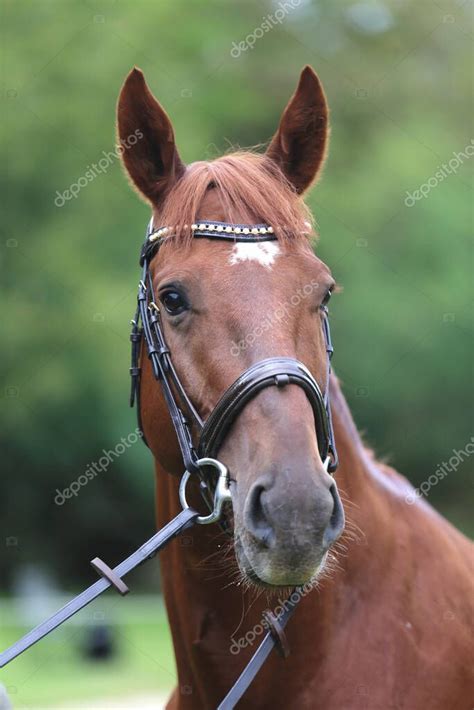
[131,219,338,516]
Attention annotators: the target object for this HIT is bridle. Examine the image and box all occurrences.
[0,219,338,709]
[131,218,338,519]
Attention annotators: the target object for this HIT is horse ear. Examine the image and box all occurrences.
[265,66,329,194]
[117,68,185,206]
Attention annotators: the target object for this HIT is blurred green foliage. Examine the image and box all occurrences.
[1,0,472,587]
[0,597,175,704]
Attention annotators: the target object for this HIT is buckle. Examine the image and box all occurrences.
[90,557,129,596]
[262,610,290,659]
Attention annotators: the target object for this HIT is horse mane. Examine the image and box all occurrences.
[158,151,315,246]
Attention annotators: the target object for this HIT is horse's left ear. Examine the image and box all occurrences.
[265,66,329,194]
[117,67,185,206]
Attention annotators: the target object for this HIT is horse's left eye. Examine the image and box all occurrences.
[161,290,188,315]
[321,289,333,307]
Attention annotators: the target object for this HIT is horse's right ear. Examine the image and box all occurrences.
[117,68,185,206]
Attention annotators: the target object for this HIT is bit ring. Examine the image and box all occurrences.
[179,457,232,525]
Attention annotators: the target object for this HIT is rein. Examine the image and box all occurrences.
[0,219,338,709]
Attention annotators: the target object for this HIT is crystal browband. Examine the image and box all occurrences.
[139,220,278,266]
[148,220,276,243]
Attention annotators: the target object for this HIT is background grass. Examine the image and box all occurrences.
[0,596,175,707]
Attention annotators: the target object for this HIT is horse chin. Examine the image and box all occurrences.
[234,536,328,589]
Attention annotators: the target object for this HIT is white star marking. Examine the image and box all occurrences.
[229,242,280,268]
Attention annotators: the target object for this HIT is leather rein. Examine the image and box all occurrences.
[0,220,338,709]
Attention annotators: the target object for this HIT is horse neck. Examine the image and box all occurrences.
[153,374,391,703]
[326,375,380,527]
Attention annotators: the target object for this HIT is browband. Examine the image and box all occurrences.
[140,220,277,265]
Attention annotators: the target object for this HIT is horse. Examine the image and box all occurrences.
[117,65,473,709]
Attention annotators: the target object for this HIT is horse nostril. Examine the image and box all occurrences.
[323,481,345,549]
[244,475,344,552]
[244,482,276,549]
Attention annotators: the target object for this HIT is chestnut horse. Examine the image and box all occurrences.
[117,66,473,709]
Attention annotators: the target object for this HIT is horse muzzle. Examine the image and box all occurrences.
[234,456,345,587]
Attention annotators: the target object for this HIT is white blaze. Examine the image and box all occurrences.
[229,242,280,268]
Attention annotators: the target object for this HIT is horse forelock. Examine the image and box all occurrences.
[155,151,316,247]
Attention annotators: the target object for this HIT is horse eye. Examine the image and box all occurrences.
[160,290,188,315]
[321,289,333,307]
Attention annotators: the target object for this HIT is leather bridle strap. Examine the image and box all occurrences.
[218,593,300,710]
[199,357,330,463]
[136,268,202,474]
[0,508,199,669]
